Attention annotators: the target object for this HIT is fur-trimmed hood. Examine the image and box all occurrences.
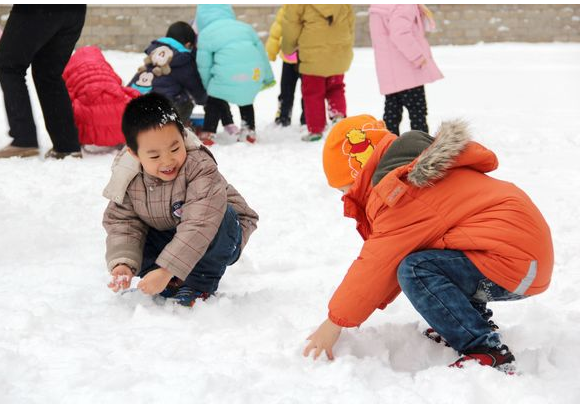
[407,119,472,187]
[371,119,498,189]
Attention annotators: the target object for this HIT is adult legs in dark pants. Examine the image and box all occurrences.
[383,85,429,136]
[139,205,243,299]
[0,6,86,158]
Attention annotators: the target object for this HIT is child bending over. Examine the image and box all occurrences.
[304,115,553,372]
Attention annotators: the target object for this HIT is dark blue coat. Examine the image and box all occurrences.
[129,37,207,106]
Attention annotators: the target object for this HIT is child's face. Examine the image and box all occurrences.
[131,124,187,182]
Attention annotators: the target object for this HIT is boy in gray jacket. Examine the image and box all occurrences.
[102,93,258,306]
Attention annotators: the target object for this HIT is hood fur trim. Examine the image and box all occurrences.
[407,119,471,187]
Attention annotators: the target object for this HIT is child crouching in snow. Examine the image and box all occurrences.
[304,115,553,372]
[102,93,258,306]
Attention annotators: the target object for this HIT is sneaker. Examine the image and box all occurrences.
[44,148,82,159]
[168,285,211,307]
[197,131,215,147]
[0,144,40,158]
[224,123,240,136]
[330,115,345,124]
[301,133,323,142]
[238,128,256,144]
[158,277,184,298]
[450,344,516,373]
[423,328,451,347]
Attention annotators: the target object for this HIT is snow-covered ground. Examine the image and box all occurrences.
[0,43,578,404]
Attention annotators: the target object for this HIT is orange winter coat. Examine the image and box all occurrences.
[328,121,554,328]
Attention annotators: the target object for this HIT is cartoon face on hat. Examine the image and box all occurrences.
[323,115,392,188]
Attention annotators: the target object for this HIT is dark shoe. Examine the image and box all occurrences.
[0,144,40,158]
[450,344,516,373]
[158,277,185,298]
[275,116,291,127]
[45,148,82,159]
[168,285,212,307]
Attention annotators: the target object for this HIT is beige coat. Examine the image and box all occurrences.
[281,4,354,77]
[102,130,259,280]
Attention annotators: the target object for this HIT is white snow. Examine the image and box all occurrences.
[0,43,579,404]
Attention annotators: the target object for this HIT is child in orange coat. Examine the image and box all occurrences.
[304,115,553,372]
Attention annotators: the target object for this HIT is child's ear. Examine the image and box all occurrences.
[127,147,139,160]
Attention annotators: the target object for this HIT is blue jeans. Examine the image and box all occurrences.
[397,250,527,353]
[139,205,242,294]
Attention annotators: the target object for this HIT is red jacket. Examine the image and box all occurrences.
[63,46,139,146]
[328,120,554,327]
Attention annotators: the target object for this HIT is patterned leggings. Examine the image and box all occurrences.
[383,85,428,135]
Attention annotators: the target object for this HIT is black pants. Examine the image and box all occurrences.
[0,6,86,151]
[174,100,194,128]
[278,62,305,125]
[203,96,255,133]
[383,85,428,136]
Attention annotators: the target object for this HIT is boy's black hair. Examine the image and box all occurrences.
[166,21,197,46]
[122,92,185,152]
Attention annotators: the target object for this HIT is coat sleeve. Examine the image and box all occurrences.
[196,36,213,90]
[328,196,443,327]
[155,153,228,280]
[281,5,303,56]
[226,183,259,251]
[103,195,149,273]
[388,5,425,67]
[177,53,208,105]
[265,7,284,61]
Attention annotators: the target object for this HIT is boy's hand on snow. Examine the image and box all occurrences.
[303,318,343,361]
[108,265,134,292]
[137,267,173,295]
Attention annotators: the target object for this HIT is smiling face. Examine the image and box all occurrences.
[130,123,187,181]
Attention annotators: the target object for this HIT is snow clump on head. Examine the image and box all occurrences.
[122,93,185,151]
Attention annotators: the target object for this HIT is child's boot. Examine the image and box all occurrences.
[197,131,215,147]
[168,285,212,307]
[450,344,516,374]
[238,128,256,144]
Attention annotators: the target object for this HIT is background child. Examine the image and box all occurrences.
[282,5,354,142]
[103,93,259,306]
[305,116,553,372]
[369,4,443,135]
[128,21,208,125]
[265,5,305,128]
[63,46,140,153]
[195,4,275,145]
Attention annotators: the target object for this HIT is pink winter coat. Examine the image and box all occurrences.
[369,4,443,95]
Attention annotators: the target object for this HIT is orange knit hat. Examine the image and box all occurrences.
[322,115,391,188]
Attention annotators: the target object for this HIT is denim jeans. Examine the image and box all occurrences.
[139,205,242,294]
[397,250,527,353]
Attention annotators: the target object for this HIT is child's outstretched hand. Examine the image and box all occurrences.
[137,267,173,295]
[108,264,134,292]
[303,319,343,361]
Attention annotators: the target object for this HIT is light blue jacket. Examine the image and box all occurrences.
[195,4,275,106]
